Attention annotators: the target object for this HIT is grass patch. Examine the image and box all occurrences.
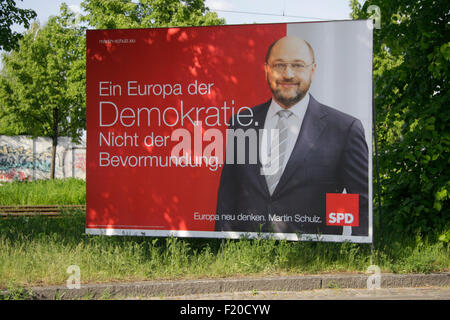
[0,210,448,289]
[0,178,85,205]
[0,179,448,289]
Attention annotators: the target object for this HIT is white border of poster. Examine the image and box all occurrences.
[86,20,373,243]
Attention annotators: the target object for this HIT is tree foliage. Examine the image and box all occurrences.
[0,4,86,178]
[0,0,37,51]
[81,0,225,29]
[351,0,449,236]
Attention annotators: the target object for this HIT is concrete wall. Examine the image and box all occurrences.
[0,135,86,182]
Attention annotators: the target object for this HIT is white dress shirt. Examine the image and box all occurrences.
[260,93,310,172]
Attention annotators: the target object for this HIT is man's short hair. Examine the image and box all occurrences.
[265,37,315,64]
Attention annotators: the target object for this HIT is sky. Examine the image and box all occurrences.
[13,0,355,31]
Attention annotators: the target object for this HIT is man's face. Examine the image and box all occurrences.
[265,37,316,109]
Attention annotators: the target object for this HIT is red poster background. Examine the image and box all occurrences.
[86,24,286,233]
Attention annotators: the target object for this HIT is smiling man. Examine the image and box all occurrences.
[265,36,316,108]
[215,36,369,238]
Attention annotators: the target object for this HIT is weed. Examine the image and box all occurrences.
[326,281,341,289]
[100,289,114,300]
[0,285,33,300]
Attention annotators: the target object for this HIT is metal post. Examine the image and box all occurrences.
[372,86,383,241]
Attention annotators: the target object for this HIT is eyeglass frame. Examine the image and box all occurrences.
[267,61,315,73]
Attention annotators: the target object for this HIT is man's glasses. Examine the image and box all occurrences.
[269,62,314,73]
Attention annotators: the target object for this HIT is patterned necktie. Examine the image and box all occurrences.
[265,109,292,195]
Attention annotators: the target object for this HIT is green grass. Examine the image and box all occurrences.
[0,178,85,205]
[0,179,448,290]
[0,209,448,289]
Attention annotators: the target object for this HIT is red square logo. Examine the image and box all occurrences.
[326,193,359,226]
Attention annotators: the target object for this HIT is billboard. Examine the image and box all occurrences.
[86,20,373,243]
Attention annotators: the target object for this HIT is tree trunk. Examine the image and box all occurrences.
[50,108,59,179]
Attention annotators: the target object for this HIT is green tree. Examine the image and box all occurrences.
[0,4,86,179]
[81,0,224,29]
[350,0,449,236]
[0,0,36,51]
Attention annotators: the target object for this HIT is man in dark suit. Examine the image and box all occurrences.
[215,36,368,237]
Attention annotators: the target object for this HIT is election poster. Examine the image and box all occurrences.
[86,20,373,242]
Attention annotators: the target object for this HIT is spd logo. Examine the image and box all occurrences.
[326,193,359,226]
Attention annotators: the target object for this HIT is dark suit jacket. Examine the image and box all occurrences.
[215,94,369,236]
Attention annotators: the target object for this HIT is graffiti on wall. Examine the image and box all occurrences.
[0,135,86,182]
[74,150,86,172]
[0,168,30,181]
[0,145,52,171]
[0,145,52,181]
